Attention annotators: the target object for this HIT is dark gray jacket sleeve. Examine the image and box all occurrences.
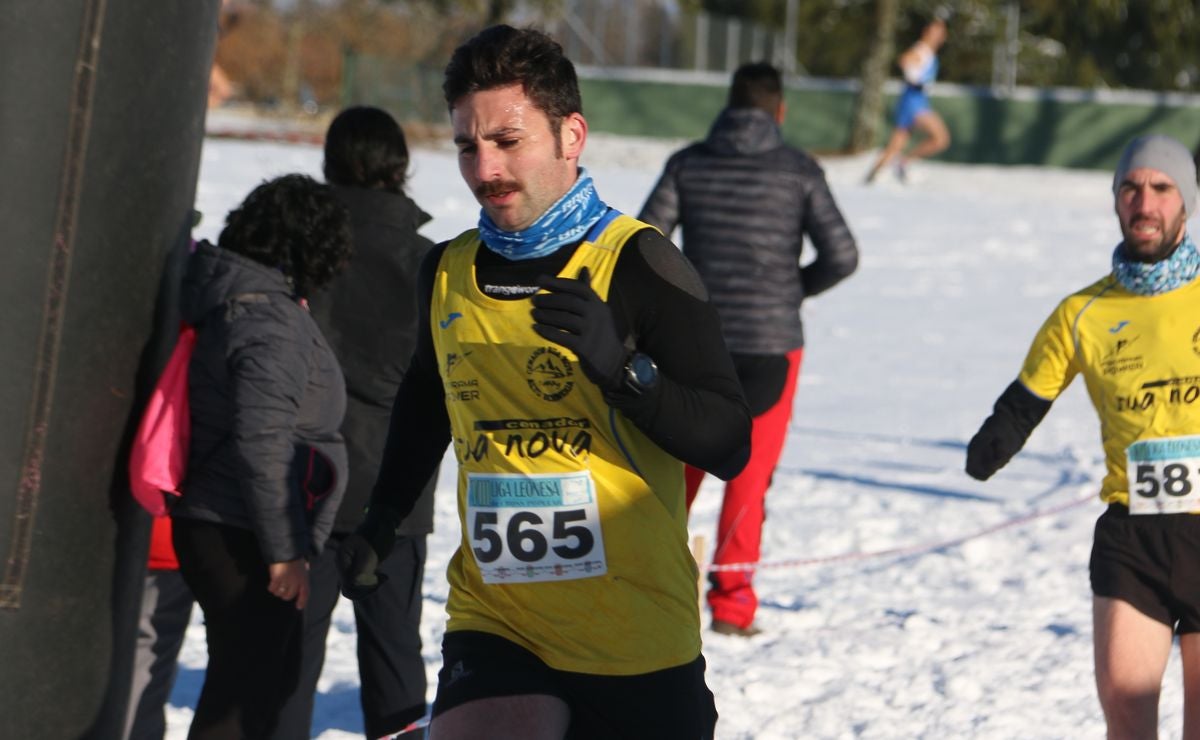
[228,307,312,563]
[799,177,858,298]
[637,155,682,238]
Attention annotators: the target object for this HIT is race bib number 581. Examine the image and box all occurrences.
[1126,435,1200,515]
[466,471,607,583]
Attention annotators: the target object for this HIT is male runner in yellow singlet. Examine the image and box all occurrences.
[967,134,1200,738]
[338,25,751,740]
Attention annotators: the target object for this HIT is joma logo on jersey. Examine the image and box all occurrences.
[525,346,574,401]
[1193,326,1200,358]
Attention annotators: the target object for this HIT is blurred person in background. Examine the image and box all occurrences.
[171,174,352,739]
[271,105,439,739]
[865,16,951,184]
[123,514,195,740]
[639,61,858,637]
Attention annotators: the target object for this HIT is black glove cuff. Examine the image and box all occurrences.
[356,503,402,561]
[965,381,1052,481]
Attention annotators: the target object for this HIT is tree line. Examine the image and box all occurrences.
[221,1,1200,102]
[694,0,1199,93]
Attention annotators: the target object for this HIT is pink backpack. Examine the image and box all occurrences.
[128,323,196,517]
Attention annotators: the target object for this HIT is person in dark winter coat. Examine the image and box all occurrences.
[171,174,353,740]
[271,106,439,739]
[639,62,859,636]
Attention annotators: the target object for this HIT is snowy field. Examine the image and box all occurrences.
[162,126,1192,739]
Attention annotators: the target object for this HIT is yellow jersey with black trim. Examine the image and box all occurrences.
[1018,273,1200,506]
[430,215,700,675]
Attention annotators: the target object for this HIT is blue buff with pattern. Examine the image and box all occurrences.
[1112,233,1200,295]
[477,168,609,261]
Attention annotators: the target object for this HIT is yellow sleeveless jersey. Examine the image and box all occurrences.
[430,215,700,675]
[1018,273,1200,507]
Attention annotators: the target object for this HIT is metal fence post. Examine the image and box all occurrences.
[726,17,740,71]
[783,0,798,76]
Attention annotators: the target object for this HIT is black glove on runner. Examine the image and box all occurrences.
[532,267,627,391]
[965,381,1052,481]
[336,505,401,599]
[337,534,385,599]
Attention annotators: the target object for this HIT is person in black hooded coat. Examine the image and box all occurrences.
[271,106,439,739]
[639,62,858,637]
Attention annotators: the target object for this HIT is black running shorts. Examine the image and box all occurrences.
[1090,504,1200,633]
[431,630,718,739]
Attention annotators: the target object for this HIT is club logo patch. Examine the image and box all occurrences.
[1193,326,1200,358]
[1101,334,1143,376]
[446,351,472,376]
[526,346,574,402]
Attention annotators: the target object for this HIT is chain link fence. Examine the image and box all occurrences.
[341,0,796,129]
[545,0,795,75]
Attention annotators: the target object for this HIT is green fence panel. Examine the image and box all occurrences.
[344,54,1200,171]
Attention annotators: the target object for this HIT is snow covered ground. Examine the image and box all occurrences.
[164,128,1191,739]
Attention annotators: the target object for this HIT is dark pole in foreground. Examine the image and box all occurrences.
[0,1,218,736]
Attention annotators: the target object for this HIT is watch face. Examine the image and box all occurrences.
[631,353,657,386]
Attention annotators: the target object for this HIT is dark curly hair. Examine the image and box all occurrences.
[443,25,581,134]
[323,106,410,193]
[217,174,352,297]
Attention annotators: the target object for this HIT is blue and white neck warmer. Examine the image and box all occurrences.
[477,168,609,261]
[1112,233,1200,295]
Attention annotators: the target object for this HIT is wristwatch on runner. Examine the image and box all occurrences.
[623,352,659,395]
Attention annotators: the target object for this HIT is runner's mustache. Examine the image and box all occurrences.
[476,180,521,198]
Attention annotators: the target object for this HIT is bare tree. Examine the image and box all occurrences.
[846,0,899,153]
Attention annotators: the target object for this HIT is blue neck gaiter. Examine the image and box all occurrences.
[477,168,609,261]
[1112,233,1200,295]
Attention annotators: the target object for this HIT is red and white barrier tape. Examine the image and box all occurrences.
[706,493,1095,573]
[383,715,431,738]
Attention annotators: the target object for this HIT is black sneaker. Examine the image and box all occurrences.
[711,619,762,637]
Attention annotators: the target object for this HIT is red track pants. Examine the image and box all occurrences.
[685,348,803,629]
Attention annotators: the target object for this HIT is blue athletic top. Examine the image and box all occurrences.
[894,45,938,129]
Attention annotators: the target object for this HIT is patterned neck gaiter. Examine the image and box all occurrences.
[477,168,609,261]
[1112,233,1200,295]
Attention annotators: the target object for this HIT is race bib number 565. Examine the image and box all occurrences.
[1127,435,1200,515]
[466,471,607,583]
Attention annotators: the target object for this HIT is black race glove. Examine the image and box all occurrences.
[965,421,1025,481]
[531,267,627,391]
[337,505,400,599]
[965,381,1052,481]
[337,533,384,599]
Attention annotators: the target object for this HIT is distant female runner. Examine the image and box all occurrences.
[865,17,951,184]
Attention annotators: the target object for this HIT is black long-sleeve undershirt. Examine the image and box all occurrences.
[368,226,751,524]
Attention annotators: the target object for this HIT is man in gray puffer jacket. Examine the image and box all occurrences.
[171,174,352,738]
[640,62,858,637]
